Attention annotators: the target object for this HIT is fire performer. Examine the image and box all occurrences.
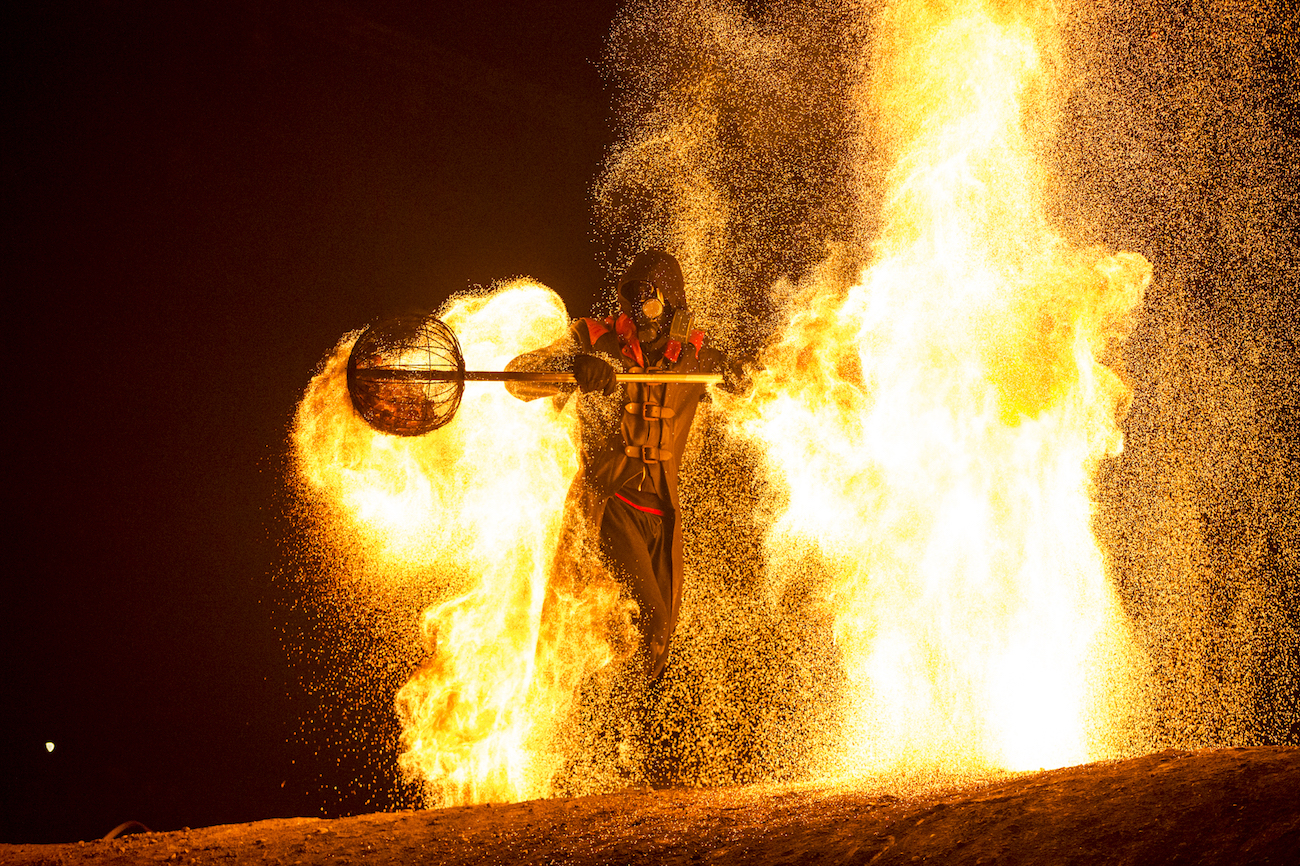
[505,250,744,681]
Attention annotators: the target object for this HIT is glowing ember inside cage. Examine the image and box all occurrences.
[347,314,467,436]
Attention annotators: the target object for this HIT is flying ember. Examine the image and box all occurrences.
[293,0,1155,806]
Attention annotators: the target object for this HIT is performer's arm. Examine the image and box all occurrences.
[504,322,618,401]
[504,326,579,402]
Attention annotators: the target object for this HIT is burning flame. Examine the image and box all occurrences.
[293,0,1157,804]
[727,0,1149,772]
[294,282,624,804]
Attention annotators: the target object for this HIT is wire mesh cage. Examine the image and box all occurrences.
[346,313,466,435]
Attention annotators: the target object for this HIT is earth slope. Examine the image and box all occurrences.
[3,747,1296,865]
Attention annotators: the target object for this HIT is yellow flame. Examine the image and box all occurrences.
[293,0,1157,801]
[294,282,624,804]
[726,0,1150,772]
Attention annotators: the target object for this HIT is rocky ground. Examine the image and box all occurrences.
[3,747,1295,865]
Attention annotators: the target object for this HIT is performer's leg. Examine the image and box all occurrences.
[599,497,672,679]
[594,497,686,788]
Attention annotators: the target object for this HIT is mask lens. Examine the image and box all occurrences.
[641,297,664,319]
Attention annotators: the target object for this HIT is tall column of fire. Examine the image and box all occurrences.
[728,0,1151,772]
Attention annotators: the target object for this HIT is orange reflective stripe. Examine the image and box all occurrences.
[581,317,610,344]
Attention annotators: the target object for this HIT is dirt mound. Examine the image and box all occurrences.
[3,747,1295,865]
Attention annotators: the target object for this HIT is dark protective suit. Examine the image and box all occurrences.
[505,310,731,680]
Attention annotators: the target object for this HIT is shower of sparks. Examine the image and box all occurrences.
[292,0,1294,807]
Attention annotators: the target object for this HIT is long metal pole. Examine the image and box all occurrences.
[352,369,723,385]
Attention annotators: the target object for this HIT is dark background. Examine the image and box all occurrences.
[5,0,1296,847]
[5,0,621,843]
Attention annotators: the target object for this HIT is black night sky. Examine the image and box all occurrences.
[5,0,1296,847]
[6,0,621,843]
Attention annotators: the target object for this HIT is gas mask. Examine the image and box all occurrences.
[627,280,671,343]
[616,250,692,347]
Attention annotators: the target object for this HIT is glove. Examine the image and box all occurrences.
[572,354,618,395]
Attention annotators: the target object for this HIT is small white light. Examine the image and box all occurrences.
[45,742,55,753]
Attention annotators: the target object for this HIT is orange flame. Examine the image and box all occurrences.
[293,0,1157,802]
[294,282,624,804]
[726,0,1150,772]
